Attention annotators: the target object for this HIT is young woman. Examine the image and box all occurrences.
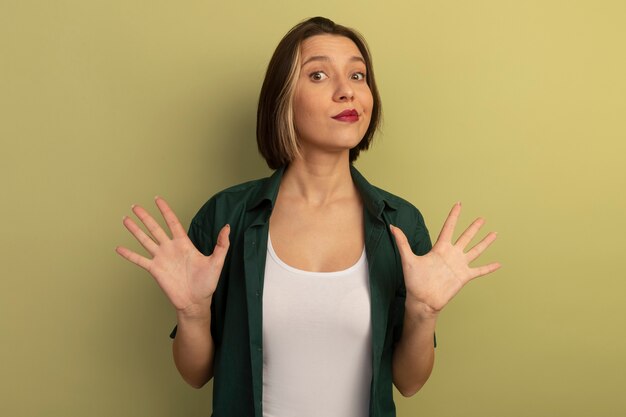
[116,17,500,417]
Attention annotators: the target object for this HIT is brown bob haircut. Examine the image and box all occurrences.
[257,16,382,170]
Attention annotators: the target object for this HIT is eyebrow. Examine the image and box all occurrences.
[301,55,366,67]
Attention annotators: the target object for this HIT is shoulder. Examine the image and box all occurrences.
[377,185,421,213]
[191,176,271,226]
[208,177,269,206]
[350,165,426,225]
[185,175,274,252]
[365,182,432,255]
[367,181,427,226]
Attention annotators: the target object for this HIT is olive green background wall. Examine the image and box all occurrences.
[2,0,624,416]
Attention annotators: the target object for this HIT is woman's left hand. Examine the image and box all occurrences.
[390,202,501,318]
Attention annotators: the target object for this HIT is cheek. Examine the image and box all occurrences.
[292,101,315,137]
[362,88,374,113]
[361,93,374,135]
[293,100,324,135]
[293,88,314,118]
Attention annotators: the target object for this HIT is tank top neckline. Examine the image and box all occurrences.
[267,232,366,277]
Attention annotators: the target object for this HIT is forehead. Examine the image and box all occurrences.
[299,35,364,62]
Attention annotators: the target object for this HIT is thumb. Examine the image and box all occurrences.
[390,224,415,262]
[211,224,231,264]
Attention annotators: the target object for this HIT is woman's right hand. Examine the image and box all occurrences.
[115,197,230,320]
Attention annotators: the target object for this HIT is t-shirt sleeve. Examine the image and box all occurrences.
[169,219,214,339]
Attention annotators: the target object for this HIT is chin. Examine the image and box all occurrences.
[330,136,363,151]
[298,128,367,155]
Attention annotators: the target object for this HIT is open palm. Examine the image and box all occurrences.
[115,197,230,317]
[391,202,500,315]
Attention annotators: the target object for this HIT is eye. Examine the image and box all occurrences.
[309,71,328,81]
[351,72,366,81]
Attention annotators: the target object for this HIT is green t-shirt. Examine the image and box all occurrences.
[171,165,433,417]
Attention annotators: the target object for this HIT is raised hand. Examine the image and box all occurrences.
[390,202,500,316]
[115,197,230,319]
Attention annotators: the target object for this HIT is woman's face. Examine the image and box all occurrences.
[292,35,373,157]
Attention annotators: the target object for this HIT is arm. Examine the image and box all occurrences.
[115,197,230,388]
[392,302,437,397]
[172,305,215,388]
[390,202,500,396]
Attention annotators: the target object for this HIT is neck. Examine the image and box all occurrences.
[280,152,356,206]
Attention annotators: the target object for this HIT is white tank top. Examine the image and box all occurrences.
[262,234,372,417]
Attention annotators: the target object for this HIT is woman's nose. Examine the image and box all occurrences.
[333,80,354,102]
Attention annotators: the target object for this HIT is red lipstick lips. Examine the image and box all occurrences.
[332,109,359,122]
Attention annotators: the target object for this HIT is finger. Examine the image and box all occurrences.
[465,231,498,263]
[115,245,152,271]
[131,204,170,244]
[210,224,231,267]
[469,261,502,280]
[154,196,187,239]
[390,224,415,263]
[455,217,485,249]
[436,202,462,244]
[122,216,159,255]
